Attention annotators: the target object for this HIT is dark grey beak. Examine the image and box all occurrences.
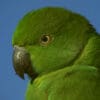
[12,46,37,80]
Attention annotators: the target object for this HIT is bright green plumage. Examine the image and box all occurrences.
[12,7,100,100]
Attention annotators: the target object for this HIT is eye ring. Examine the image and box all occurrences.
[40,34,52,46]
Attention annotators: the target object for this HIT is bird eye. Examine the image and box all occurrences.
[40,34,52,46]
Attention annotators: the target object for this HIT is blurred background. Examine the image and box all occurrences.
[0,0,100,100]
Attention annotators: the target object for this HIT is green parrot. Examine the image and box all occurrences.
[12,7,100,100]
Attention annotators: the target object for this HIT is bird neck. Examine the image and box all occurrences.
[74,34,100,68]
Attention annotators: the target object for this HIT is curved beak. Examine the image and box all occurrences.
[12,46,37,80]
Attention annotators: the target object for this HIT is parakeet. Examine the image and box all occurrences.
[12,7,100,100]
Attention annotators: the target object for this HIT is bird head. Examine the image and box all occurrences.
[12,7,96,80]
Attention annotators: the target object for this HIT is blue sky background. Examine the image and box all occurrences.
[0,0,100,100]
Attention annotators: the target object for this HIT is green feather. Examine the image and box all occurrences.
[12,7,100,100]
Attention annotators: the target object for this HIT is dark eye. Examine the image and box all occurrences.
[40,34,52,46]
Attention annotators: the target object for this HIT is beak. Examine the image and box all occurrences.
[12,46,37,80]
